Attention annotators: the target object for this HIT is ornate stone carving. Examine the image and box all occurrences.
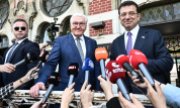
[0,0,9,29]
[40,0,73,17]
[13,0,27,16]
[9,0,37,29]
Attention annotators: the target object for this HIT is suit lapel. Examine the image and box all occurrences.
[68,34,82,62]
[134,28,146,50]
[9,39,28,62]
[84,36,89,58]
[119,34,127,54]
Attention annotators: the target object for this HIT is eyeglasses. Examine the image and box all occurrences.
[120,12,138,17]
[72,22,85,26]
[14,26,26,31]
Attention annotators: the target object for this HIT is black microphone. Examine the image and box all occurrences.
[116,55,139,77]
[41,84,54,104]
[14,53,32,67]
[36,50,49,68]
[67,63,79,87]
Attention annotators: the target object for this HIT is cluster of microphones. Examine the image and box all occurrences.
[65,47,155,102]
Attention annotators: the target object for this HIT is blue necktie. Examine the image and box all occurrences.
[5,43,18,63]
[126,32,132,54]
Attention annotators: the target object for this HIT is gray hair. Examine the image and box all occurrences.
[70,13,88,24]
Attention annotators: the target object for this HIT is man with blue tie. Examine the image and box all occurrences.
[1,19,40,89]
[30,13,100,97]
[110,1,173,93]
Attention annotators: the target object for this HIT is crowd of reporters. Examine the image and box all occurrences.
[1,50,180,108]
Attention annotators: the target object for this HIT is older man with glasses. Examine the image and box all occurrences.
[29,13,100,107]
[0,18,40,90]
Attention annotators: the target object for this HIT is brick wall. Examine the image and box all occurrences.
[90,20,112,36]
[89,0,112,15]
[89,0,113,36]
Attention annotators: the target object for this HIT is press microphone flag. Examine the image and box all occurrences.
[95,47,108,79]
[129,49,155,86]
[67,63,79,87]
[106,60,131,101]
[82,58,94,82]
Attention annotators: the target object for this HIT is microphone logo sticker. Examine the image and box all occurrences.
[88,60,94,68]
[141,36,145,39]
[68,65,77,70]
[112,67,125,74]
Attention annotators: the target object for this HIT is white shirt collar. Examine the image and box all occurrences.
[125,25,140,36]
[15,38,27,44]
[124,25,140,49]
[71,33,84,41]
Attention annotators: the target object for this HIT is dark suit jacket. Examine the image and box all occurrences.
[110,27,173,86]
[106,97,121,108]
[2,39,40,89]
[37,33,100,91]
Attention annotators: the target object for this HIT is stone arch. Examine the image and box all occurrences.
[60,15,71,35]
[35,22,52,43]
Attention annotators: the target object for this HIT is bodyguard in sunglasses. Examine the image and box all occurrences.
[0,19,40,90]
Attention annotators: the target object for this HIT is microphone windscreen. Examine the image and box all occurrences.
[68,63,79,77]
[116,55,129,66]
[129,49,145,56]
[106,61,126,83]
[95,47,108,61]
[129,54,148,69]
[82,58,94,72]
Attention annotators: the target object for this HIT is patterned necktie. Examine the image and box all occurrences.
[5,42,18,63]
[76,37,84,62]
[126,32,132,54]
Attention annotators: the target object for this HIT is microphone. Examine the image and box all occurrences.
[106,61,131,101]
[14,53,32,67]
[95,47,108,79]
[67,63,79,87]
[82,58,94,82]
[116,55,138,77]
[36,50,49,68]
[129,49,155,86]
[41,84,54,104]
[129,49,145,56]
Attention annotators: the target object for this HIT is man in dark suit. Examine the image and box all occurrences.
[110,1,173,92]
[1,19,40,89]
[30,13,100,97]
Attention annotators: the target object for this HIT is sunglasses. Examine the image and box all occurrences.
[14,26,26,31]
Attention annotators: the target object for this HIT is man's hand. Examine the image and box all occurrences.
[98,75,113,100]
[0,63,15,73]
[61,83,75,107]
[144,78,167,108]
[80,80,93,108]
[29,82,45,97]
[118,92,145,108]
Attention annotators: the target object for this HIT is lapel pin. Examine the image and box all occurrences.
[141,36,145,39]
